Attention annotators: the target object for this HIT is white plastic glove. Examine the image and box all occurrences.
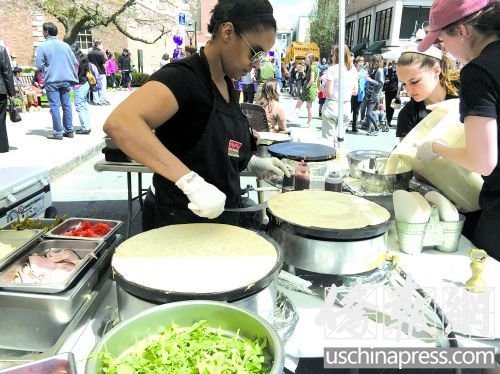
[247,156,291,180]
[416,139,448,162]
[175,171,226,219]
[426,98,460,112]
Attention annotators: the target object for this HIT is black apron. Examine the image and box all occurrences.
[143,53,255,230]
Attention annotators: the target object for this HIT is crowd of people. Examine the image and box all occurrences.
[0,22,138,148]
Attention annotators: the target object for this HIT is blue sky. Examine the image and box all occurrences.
[272,0,313,30]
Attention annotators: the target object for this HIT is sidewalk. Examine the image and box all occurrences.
[0,90,131,179]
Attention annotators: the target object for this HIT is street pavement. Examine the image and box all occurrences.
[0,89,131,179]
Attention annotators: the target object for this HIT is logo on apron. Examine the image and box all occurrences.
[228,140,242,158]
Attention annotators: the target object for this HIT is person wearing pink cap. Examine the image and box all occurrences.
[416,0,500,260]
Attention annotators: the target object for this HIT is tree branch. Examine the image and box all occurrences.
[113,21,168,44]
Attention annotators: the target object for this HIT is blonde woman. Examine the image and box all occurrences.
[291,52,318,127]
[396,44,459,141]
[321,44,357,146]
[416,0,500,260]
[259,78,287,132]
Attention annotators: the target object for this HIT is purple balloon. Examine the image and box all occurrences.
[268,50,274,57]
[173,35,183,46]
[173,48,180,58]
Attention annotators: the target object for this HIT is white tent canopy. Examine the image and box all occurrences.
[382,48,403,61]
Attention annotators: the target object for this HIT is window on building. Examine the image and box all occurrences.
[399,6,430,39]
[374,8,392,41]
[76,29,93,51]
[346,21,355,46]
[357,15,371,44]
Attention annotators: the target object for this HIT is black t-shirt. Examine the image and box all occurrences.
[87,49,106,75]
[148,49,236,159]
[396,93,457,138]
[459,40,500,212]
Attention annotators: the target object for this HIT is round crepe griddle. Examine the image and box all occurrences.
[112,224,284,303]
[266,191,391,240]
[268,142,336,161]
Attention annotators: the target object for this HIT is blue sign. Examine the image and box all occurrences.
[178,13,186,25]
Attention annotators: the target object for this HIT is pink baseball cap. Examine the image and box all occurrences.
[418,0,496,51]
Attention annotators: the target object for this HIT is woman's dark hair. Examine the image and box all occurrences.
[443,2,500,38]
[71,43,90,71]
[13,66,23,75]
[42,22,58,36]
[207,0,276,39]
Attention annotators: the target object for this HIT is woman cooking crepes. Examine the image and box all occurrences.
[104,0,289,230]
[416,0,500,260]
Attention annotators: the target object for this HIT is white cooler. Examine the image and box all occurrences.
[0,167,53,227]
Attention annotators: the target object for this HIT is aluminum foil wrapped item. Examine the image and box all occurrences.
[272,291,299,344]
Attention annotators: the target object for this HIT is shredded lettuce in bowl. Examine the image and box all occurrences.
[96,320,272,373]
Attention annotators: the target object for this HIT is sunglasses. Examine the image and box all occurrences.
[239,33,268,64]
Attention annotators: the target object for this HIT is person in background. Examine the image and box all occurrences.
[71,44,92,135]
[363,54,385,136]
[281,63,288,92]
[321,44,357,146]
[13,66,41,111]
[291,52,318,127]
[318,57,329,74]
[118,48,132,90]
[105,50,118,89]
[396,45,459,141]
[35,22,78,140]
[241,67,256,103]
[384,60,399,126]
[0,44,15,153]
[274,56,282,92]
[350,55,366,133]
[288,61,296,97]
[416,0,500,260]
[160,53,170,68]
[259,78,287,132]
[375,97,387,130]
[103,0,289,230]
[87,40,109,105]
[317,68,327,118]
[256,56,275,99]
[294,62,304,98]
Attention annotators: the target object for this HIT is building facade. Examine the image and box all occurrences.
[0,0,197,74]
[346,0,433,56]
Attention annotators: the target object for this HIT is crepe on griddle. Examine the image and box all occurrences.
[113,223,278,293]
[267,190,390,229]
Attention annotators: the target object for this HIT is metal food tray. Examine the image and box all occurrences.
[0,237,118,352]
[0,352,76,373]
[45,218,122,242]
[0,230,44,271]
[0,240,104,294]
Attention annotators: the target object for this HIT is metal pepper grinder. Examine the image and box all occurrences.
[465,249,488,293]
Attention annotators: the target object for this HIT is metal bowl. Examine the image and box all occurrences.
[85,300,285,374]
[358,158,413,193]
[347,150,391,178]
